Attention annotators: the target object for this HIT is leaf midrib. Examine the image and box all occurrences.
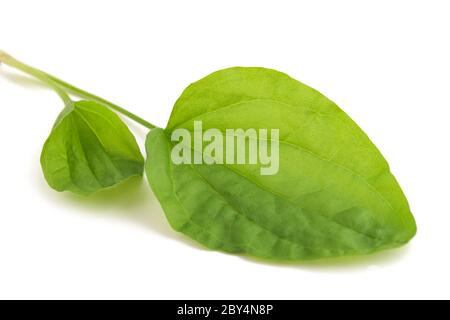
[161,135,392,255]
[172,128,395,215]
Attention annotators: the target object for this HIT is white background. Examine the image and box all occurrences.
[0,0,449,300]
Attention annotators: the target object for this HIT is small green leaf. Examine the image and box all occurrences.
[41,100,144,196]
[145,67,416,261]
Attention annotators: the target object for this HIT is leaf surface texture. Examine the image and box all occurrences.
[146,67,416,260]
[41,101,144,195]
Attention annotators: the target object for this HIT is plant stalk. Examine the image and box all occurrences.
[0,51,156,129]
[0,51,72,107]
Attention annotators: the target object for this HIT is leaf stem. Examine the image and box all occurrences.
[0,51,157,129]
[0,51,73,107]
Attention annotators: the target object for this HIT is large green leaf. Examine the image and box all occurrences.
[145,67,416,261]
[41,100,144,196]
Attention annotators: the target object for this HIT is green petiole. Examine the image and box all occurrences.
[0,51,156,130]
